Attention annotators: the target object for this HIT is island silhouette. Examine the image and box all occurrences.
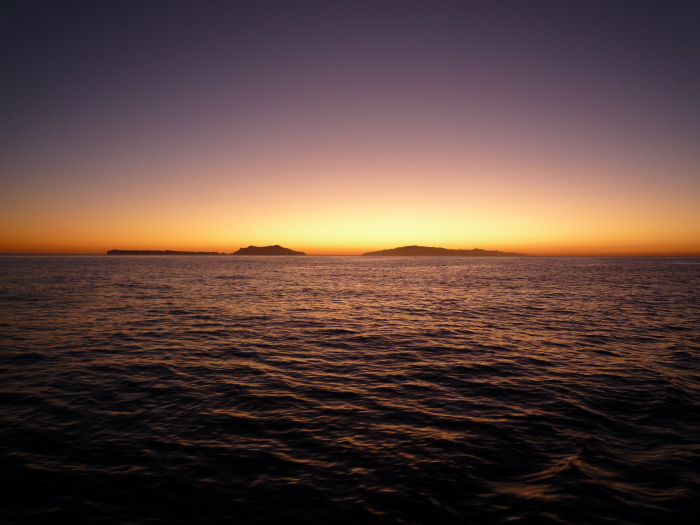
[106,245,525,256]
[107,250,222,255]
[361,245,528,256]
[231,245,306,256]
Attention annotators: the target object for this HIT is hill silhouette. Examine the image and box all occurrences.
[361,245,528,256]
[231,245,306,256]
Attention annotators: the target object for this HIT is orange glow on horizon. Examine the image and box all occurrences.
[2,3,699,260]
[3,150,698,256]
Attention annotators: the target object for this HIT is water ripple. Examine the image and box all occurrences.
[1,256,699,524]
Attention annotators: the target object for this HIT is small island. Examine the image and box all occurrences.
[230,245,306,256]
[361,245,528,256]
[107,250,223,255]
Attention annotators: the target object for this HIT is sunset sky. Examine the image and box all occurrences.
[1,1,699,255]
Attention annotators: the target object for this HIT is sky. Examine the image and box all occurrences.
[1,0,699,255]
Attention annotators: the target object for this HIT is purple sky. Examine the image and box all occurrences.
[2,1,699,254]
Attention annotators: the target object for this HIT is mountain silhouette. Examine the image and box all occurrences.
[231,245,306,256]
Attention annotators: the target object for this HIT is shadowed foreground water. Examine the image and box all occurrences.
[1,256,699,524]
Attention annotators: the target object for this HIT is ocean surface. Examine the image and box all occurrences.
[1,255,699,524]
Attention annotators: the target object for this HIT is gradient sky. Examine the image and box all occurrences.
[2,1,699,255]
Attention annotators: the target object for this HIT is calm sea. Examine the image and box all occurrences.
[1,256,698,524]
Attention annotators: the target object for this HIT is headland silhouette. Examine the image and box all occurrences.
[362,245,528,256]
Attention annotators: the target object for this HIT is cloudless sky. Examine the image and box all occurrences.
[1,0,699,254]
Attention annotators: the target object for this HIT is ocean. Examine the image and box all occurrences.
[1,255,698,524]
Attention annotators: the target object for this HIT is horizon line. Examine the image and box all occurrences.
[2,252,700,258]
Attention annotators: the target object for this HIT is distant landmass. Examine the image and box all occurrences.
[107,250,222,255]
[231,245,306,256]
[107,245,522,256]
[361,245,528,256]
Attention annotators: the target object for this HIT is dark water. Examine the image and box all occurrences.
[1,256,699,524]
